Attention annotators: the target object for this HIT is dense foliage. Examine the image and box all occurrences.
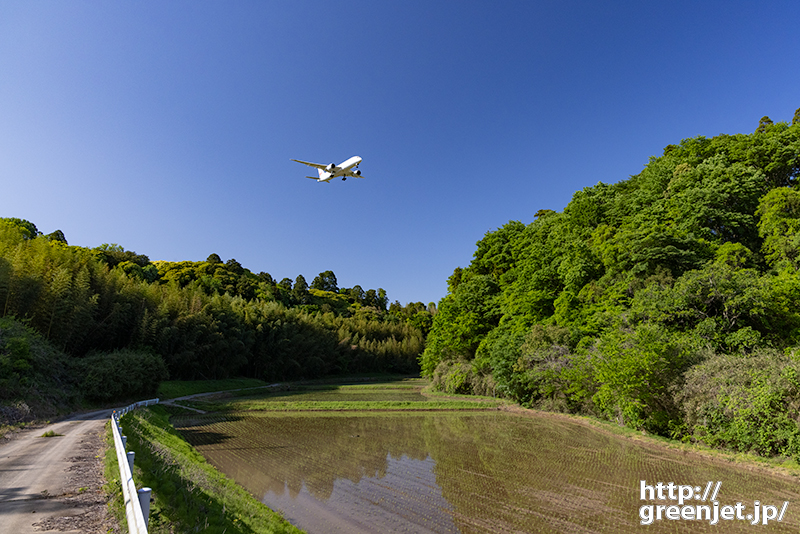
[0,316,80,423]
[0,219,431,415]
[422,109,800,458]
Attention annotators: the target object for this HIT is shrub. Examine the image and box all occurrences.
[590,324,697,434]
[431,360,496,396]
[80,349,169,402]
[0,316,80,422]
[677,348,800,459]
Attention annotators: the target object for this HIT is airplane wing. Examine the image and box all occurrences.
[344,170,365,179]
[292,159,328,170]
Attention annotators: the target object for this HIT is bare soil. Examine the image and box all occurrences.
[0,411,122,534]
[31,424,121,533]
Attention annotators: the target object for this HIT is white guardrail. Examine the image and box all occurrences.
[111,398,159,534]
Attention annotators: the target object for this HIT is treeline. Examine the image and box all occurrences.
[0,219,431,412]
[422,109,800,459]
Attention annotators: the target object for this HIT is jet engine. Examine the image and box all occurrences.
[353,169,361,176]
[326,163,336,172]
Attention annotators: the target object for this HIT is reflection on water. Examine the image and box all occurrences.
[176,413,459,533]
[175,410,800,533]
[262,454,458,534]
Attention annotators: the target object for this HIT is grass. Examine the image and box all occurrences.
[103,420,128,532]
[1,419,58,441]
[201,399,502,412]
[120,405,303,534]
[39,429,62,437]
[186,381,504,413]
[157,374,421,401]
[570,409,800,477]
[0,422,20,441]
[157,378,273,400]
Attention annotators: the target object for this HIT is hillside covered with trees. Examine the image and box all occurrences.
[422,109,800,459]
[6,109,800,463]
[0,221,432,421]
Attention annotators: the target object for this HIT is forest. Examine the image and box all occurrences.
[5,109,800,463]
[0,221,432,420]
[422,109,800,459]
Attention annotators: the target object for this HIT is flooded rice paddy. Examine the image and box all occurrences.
[173,380,800,533]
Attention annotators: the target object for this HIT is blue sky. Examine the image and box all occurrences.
[2,1,799,306]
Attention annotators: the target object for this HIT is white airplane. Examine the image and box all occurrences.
[292,156,364,182]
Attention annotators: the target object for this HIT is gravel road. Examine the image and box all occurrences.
[0,385,280,534]
[0,409,120,534]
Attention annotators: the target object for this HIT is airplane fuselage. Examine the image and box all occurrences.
[293,155,364,182]
[317,156,362,182]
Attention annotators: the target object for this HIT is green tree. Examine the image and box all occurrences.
[292,274,309,304]
[757,187,800,270]
[0,218,40,240]
[420,274,501,375]
[590,324,694,433]
[257,271,275,285]
[225,258,244,276]
[756,115,774,133]
[423,107,800,448]
[312,270,338,292]
[347,285,365,304]
[377,288,388,311]
[45,230,67,244]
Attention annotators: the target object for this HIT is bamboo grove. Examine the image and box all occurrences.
[0,221,430,405]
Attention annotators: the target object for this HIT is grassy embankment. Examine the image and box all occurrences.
[157,377,272,400]
[105,403,303,534]
[544,407,800,477]
[103,421,128,532]
[182,378,505,413]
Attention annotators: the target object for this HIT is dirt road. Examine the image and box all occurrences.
[0,409,119,534]
[0,385,279,533]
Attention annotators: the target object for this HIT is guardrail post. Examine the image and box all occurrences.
[121,435,127,449]
[138,488,152,527]
[127,451,135,472]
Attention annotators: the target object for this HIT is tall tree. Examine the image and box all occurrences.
[278,278,293,291]
[756,115,774,133]
[311,270,338,292]
[0,218,40,240]
[225,258,244,276]
[45,230,67,244]
[292,274,310,304]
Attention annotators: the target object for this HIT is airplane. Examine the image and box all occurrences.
[292,156,364,182]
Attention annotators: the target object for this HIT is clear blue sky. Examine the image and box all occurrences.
[2,1,799,306]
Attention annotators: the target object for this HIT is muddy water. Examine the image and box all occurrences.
[174,403,800,533]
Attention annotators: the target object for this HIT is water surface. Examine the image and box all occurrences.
[174,387,800,533]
